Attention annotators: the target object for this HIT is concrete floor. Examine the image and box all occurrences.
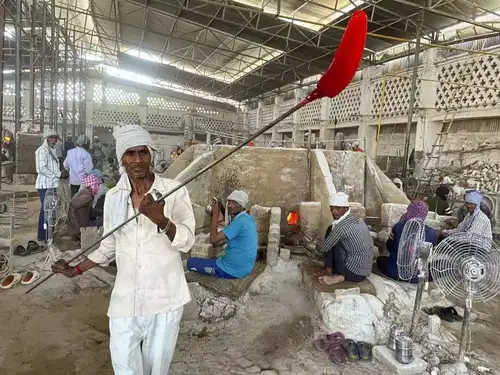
[1,190,500,375]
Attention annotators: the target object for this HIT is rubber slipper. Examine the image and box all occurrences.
[342,339,360,361]
[325,332,345,345]
[313,338,332,352]
[26,241,44,255]
[13,245,29,256]
[438,306,462,322]
[21,270,40,285]
[357,341,373,361]
[0,273,22,289]
[328,343,348,364]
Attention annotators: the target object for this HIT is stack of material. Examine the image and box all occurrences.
[440,161,500,192]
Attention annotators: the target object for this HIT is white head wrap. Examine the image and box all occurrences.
[76,134,90,147]
[108,124,157,228]
[225,190,249,225]
[43,128,58,139]
[328,192,349,207]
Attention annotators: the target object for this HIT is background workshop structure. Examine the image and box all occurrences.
[1,0,500,190]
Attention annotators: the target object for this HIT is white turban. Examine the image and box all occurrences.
[113,124,156,164]
[43,128,59,139]
[76,134,90,146]
[227,190,249,209]
[224,190,249,226]
[328,192,349,207]
[108,124,157,229]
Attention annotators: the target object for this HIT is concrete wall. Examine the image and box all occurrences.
[323,150,365,204]
[210,147,309,220]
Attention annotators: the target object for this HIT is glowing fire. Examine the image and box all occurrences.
[287,211,299,225]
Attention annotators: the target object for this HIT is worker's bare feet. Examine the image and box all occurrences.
[318,275,345,285]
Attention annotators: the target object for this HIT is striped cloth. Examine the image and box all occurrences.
[35,144,61,189]
[449,209,492,240]
[317,213,374,276]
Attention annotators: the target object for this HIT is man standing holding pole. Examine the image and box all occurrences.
[52,124,196,375]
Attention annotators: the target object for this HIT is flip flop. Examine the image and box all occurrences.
[0,273,22,289]
[357,341,373,361]
[325,332,345,345]
[438,307,462,322]
[342,339,360,361]
[21,270,40,285]
[26,241,44,255]
[313,338,332,352]
[13,245,29,256]
[328,343,348,364]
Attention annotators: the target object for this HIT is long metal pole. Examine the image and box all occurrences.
[29,0,36,123]
[49,0,55,129]
[71,27,76,138]
[402,11,423,179]
[26,98,311,294]
[14,0,22,134]
[0,5,5,191]
[40,2,46,132]
[79,39,85,135]
[54,23,59,133]
[62,19,68,142]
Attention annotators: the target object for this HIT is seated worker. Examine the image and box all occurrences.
[457,188,491,223]
[426,185,453,216]
[442,189,492,240]
[187,190,258,279]
[377,200,438,283]
[66,174,103,245]
[317,192,373,285]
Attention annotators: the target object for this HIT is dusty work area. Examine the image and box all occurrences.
[0,256,391,375]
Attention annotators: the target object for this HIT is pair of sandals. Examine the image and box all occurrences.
[313,332,372,364]
[0,270,40,289]
[423,306,463,322]
[13,241,45,257]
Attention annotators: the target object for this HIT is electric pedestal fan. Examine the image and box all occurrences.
[430,232,500,362]
[397,218,434,337]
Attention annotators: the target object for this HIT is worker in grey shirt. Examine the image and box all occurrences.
[317,192,373,285]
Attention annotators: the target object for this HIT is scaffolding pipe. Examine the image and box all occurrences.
[29,0,36,123]
[78,39,84,135]
[54,24,59,133]
[402,11,423,179]
[71,27,76,138]
[63,19,69,142]
[49,0,55,129]
[0,5,5,191]
[15,0,22,134]
[40,1,47,132]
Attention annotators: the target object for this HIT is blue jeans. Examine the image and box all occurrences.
[187,258,237,279]
[37,188,51,241]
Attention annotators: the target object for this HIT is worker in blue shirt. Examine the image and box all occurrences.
[186,190,258,279]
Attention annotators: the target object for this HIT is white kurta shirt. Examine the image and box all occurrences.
[87,175,195,318]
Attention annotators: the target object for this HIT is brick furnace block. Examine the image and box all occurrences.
[299,202,321,244]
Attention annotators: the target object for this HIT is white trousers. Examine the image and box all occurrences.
[109,307,183,375]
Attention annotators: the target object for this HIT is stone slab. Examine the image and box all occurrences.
[185,262,266,300]
[373,345,427,375]
[300,260,376,296]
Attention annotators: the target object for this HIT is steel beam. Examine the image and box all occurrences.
[0,5,5,191]
[29,0,36,124]
[49,0,55,129]
[14,0,22,134]
[40,1,46,132]
[72,26,76,139]
[402,10,423,180]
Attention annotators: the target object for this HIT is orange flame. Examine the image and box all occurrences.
[287,211,299,226]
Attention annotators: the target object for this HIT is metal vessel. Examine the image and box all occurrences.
[395,335,414,364]
[387,324,404,350]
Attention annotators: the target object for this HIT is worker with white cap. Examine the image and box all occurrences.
[442,189,492,240]
[52,124,196,375]
[186,189,258,279]
[317,192,373,285]
[35,129,62,243]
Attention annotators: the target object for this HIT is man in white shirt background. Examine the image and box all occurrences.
[63,134,94,197]
[52,124,196,375]
[35,129,62,243]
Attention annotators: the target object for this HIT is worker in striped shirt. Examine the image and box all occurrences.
[317,192,374,285]
[35,129,62,243]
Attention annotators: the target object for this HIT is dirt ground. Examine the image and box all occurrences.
[1,195,500,375]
